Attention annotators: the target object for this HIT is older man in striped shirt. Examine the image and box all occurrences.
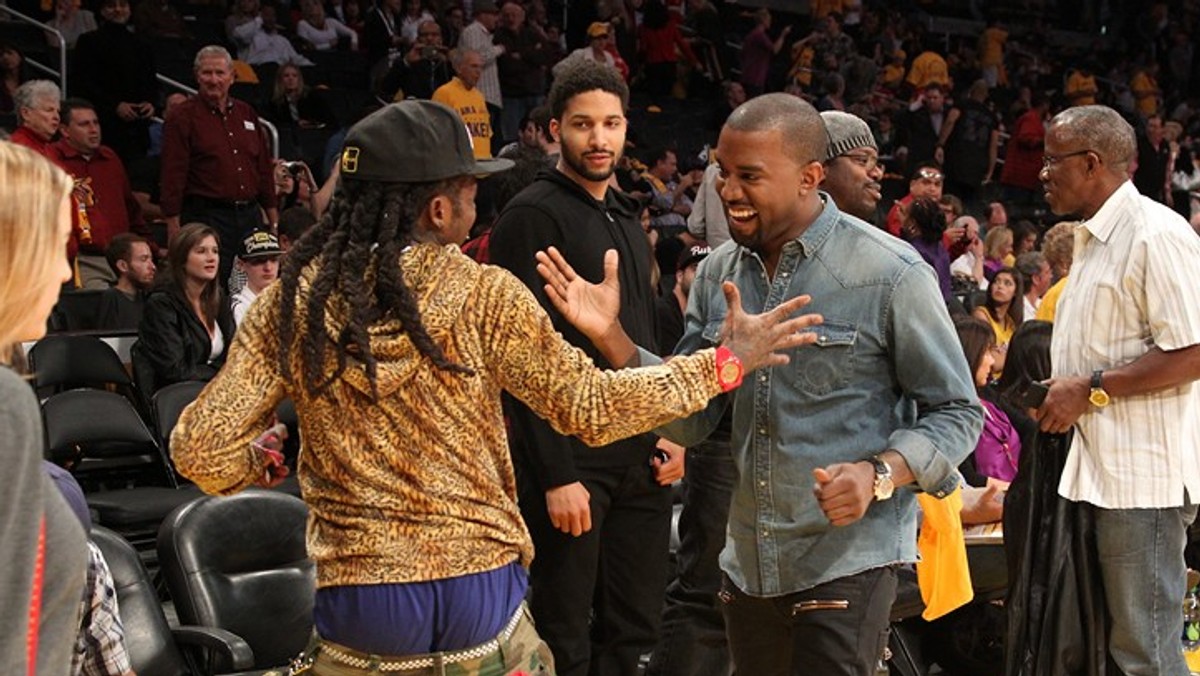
[1038,104,1200,676]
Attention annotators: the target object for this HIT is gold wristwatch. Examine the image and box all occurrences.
[1088,370,1111,408]
[869,456,894,501]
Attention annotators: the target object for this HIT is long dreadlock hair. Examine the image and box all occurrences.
[277,176,475,399]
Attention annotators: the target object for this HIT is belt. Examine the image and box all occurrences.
[184,195,258,210]
[316,604,524,673]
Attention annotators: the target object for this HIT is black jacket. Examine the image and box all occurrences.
[132,284,234,394]
[490,168,657,490]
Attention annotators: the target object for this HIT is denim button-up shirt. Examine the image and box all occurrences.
[654,195,982,597]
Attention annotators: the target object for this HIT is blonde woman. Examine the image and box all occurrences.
[0,142,87,675]
[983,224,1013,280]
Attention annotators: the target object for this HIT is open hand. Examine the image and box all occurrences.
[536,246,620,342]
[720,282,823,372]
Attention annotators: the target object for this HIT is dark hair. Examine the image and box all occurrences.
[995,320,1052,407]
[983,266,1024,326]
[908,196,945,242]
[166,223,223,329]
[278,205,317,245]
[953,315,995,386]
[277,176,474,398]
[647,146,675,168]
[529,104,552,139]
[1011,219,1038,249]
[909,160,942,181]
[60,97,96,122]
[548,58,629,120]
[492,145,546,213]
[105,232,149,275]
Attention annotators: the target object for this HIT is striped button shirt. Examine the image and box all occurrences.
[1052,180,1200,509]
[459,21,503,108]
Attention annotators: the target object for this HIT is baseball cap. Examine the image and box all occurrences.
[239,229,282,260]
[587,22,610,38]
[339,100,513,183]
[677,242,711,272]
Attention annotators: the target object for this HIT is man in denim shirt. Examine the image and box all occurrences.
[659,94,981,674]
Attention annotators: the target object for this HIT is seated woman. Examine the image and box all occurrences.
[132,223,234,393]
[971,266,1022,376]
[297,0,358,51]
[953,315,1022,489]
[266,62,337,130]
[981,225,1013,281]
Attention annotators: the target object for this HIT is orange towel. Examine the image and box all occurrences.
[916,486,974,620]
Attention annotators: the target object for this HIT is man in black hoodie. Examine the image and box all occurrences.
[490,60,671,676]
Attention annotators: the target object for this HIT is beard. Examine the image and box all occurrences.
[561,139,621,183]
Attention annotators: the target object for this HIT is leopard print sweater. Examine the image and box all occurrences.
[172,242,721,588]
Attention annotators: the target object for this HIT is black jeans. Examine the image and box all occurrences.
[520,462,673,676]
[719,566,897,676]
[646,439,736,676]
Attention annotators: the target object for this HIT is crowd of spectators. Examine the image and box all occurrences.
[6,0,1200,672]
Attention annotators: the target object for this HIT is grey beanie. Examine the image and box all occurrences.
[820,111,877,161]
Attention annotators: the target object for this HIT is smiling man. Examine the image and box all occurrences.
[489,59,675,676]
[654,94,981,675]
[819,110,884,223]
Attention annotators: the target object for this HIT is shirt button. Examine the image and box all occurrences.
[759,373,767,382]
[758,428,767,435]
[762,530,769,537]
[233,149,238,154]
[818,335,827,344]
[759,480,766,487]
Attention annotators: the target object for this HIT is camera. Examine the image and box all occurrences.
[421,45,438,60]
[283,161,305,176]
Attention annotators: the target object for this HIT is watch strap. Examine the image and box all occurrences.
[714,346,744,392]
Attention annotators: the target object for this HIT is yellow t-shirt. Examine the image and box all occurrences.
[1131,71,1158,117]
[812,0,845,19]
[1035,276,1067,322]
[979,27,1007,67]
[906,51,950,89]
[1066,71,1097,105]
[432,78,494,159]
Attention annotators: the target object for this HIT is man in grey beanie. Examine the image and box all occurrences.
[820,110,885,223]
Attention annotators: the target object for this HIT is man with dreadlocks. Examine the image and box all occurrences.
[169,99,823,675]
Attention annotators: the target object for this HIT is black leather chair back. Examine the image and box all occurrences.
[91,526,191,676]
[30,334,152,422]
[158,490,314,669]
[42,388,177,487]
[153,381,207,453]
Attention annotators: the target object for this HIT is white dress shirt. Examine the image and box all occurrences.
[1052,180,1200,508]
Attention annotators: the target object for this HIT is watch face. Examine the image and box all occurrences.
[719,361,741,385]
[1089,389,1111,407]
[875,477,894,501]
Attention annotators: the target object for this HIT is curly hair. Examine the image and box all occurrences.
[277,176,474,399]
[548,58,629,120]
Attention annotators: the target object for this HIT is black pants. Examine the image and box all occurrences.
[646,439,736,676]
[719,567,897,676]
[182,198,265,291]
[521,462,673,676]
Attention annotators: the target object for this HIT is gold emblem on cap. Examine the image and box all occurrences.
[341,147,360,173]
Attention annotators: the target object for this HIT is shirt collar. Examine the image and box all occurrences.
[733,193,840,263]
[1081,180,1138,245]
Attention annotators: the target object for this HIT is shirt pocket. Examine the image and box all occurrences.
[796,320,857,396]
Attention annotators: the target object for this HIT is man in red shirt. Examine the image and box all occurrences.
[53,98,147,289]
[9,80,61,157]
[160,45,277,290]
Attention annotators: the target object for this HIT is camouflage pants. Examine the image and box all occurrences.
[299,603,554,676]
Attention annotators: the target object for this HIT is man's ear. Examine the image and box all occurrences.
[799,159,826,195]
[428,193,451,229]
[116,259,130,276]
[549,117,561,144]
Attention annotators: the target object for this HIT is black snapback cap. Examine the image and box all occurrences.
[339,100,513,183]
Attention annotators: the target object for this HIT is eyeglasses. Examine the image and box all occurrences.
[915,168,943,183]
[1042,149,1092,170]
[839,152,883,171]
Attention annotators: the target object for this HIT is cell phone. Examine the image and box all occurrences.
[1018,381,1050,409]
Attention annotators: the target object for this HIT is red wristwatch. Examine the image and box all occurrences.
[715,346,744,392]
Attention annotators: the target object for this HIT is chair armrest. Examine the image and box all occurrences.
[171,625,256,672]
